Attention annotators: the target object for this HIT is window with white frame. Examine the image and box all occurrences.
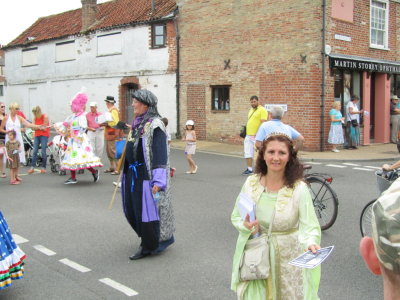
[56,41,75,62]
[97,32,122,56]
[370,0,388,49]
[22,47,38,67]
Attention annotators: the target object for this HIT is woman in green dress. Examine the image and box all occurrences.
[231,133,321,300]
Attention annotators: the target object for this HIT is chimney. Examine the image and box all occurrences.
[81,0,97,32]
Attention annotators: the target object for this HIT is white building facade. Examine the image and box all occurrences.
[3,0,178,135]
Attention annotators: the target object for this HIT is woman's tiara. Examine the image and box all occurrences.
[264,132,291,140]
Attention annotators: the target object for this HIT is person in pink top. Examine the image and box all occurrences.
[86,102,104,159]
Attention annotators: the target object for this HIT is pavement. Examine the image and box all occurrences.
[170,140,400,162]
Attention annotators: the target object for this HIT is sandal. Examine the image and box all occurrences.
[16,177,23,181]
[10,180,20,185]
[111,171,120,175]
[192,165,198,174]
[104,169,114,173]
[0,173,6,178]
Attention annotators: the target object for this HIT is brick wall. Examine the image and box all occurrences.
[178,0,400,150]
[324,0,400,147]
[186,83,206,139]
[178,0,324,150]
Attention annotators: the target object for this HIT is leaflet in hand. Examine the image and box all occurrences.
[237,193,256,221]
[95,112,113,124]
[288,245,334,269]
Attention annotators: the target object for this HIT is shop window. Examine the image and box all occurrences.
[211,86,230,111]
[370,0,388,49]
[334,70,343,101]
[334,70,362,114]
[391,75,400,98]
[151,24,166,48]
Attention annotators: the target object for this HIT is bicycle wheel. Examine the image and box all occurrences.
[24,150,31,167]
[307,176,339,231]
[360,199,376,237]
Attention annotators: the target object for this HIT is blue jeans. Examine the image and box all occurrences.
[31,136,48,169]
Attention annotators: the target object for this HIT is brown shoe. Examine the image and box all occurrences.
[40,169,46,174]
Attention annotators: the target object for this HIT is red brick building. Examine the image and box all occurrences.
[176,0,400,150]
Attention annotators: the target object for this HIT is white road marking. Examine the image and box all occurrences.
[99,278,138,297]
[353,167,375,172]
[343,163,361,166]
[12,234,29,244]
[364,166,381,170]
[303,162,322,165]
[59,258,91,273]
[33,245,56,256]
[326,164,347,168]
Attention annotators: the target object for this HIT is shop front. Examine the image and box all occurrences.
[329,53,400,144]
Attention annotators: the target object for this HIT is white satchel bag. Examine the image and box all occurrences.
[239,208,276,281]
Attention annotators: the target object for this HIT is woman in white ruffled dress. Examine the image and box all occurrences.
[56,91,103,184]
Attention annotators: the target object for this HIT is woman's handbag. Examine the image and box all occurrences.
[115,139,126,159]
[351,119,358,127]
[239,208,276,281]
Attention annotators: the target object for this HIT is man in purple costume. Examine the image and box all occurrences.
[121,89,175,260]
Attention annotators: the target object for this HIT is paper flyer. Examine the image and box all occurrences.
[288,245,334,269]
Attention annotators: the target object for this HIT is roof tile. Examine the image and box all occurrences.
[6,0,176,48]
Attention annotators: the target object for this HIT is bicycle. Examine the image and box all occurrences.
[359,169,398,237]
[304,165,339,231]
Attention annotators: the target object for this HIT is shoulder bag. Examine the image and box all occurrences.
[347,112,358,127]
[239,207,276,281]
[239,108,258,138]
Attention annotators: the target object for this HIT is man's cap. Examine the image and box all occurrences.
[104,96,116,103]
[186,120,194,126]
[391,95,398,100]
[89,102,97,107]
[372,180,400,273]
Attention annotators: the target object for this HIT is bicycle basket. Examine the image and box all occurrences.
[375,170,394,193]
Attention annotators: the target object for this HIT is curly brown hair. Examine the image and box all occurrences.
[254,134,304,188]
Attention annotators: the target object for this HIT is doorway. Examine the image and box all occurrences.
[123,83,139,126]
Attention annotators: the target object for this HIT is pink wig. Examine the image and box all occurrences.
[71,92,88,114]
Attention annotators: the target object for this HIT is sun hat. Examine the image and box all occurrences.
[104,96,116,104]
[186,120,194,126]
[391,95,398,100]
[89,102,97,107]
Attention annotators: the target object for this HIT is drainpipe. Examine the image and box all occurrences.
[151,0,155,13]
[320,0,327,152]
[174,9,181,139]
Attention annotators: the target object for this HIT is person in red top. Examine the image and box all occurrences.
[16,109,27,120]
[28,106,50,174]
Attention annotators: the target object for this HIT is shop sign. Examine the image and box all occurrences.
[334,34,352,42]
[265,104,288,112]
[330,56,400,74]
